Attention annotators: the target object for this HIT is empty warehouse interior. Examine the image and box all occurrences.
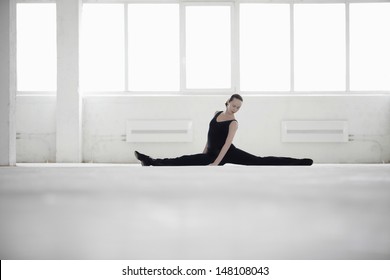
[1,0,390,260]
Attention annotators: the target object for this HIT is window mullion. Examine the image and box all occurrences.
[180,2,186,91]
[124,3,129,92]
[290,1,294,92]
[232,1,239,92]
[345,1,350,92]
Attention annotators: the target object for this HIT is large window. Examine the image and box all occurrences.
[81,3,179,92]
[16,3,56,91]
[81,4,125,91]
[185,5,232,89]
[240,3,290,91]
[15,0,390,94]
[128,4,179,91]
[294,4,345,91]
[349,3,390,91]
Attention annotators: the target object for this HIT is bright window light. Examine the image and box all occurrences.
[17,4,57,91]
[240,4,290,91]
[185,6,231,89]
[350,3,390,91]
[294,4,345,91]
[81,4,125,92]
[128,4,179,91]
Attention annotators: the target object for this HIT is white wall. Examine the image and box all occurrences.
[15,94,390,164]
[16,95,56,163]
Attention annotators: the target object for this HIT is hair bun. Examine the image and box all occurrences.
[225,94,243,107]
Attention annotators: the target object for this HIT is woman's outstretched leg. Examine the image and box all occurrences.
[221,147,313,166]
[134,151,214,166]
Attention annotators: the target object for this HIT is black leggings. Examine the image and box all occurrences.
[152,146,310,166]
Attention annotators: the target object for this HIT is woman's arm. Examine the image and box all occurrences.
[203,142,208,154]
[210,121,238,166]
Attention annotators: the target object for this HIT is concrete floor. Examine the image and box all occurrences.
[0,164,389,260]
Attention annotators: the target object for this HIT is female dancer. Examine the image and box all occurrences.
[134,94,313,166]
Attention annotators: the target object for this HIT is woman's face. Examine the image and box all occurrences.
[228,98,242,114]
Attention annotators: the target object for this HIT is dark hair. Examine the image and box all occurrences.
[225,94,243,107]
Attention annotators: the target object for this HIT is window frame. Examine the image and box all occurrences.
[12,0,390,96]
[126,3,181,92]
[348,1,390,91]
[293,2,347,92]
[12,0,57,96]
[81,2,126,92]
[239,2,291,92]
[181,2,235,93]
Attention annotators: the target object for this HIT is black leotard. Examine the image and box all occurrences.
[207,111,237,156]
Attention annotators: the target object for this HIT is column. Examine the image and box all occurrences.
[56,0,82,162]
[0,0,16,166]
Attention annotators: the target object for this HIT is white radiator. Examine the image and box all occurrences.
[126,120,193,143]
[281,120,348,143]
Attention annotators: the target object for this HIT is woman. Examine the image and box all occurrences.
[134,94,313,166]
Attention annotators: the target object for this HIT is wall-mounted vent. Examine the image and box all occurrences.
[126,120,193,143]
[281,120,348,143]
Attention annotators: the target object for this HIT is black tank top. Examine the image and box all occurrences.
[207,111,237,155]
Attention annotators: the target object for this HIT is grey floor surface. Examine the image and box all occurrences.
[0,164,389,260]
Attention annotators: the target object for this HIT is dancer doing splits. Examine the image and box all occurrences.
[134,94,313,166]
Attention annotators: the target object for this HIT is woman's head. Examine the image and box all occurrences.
[225,94,243,114]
